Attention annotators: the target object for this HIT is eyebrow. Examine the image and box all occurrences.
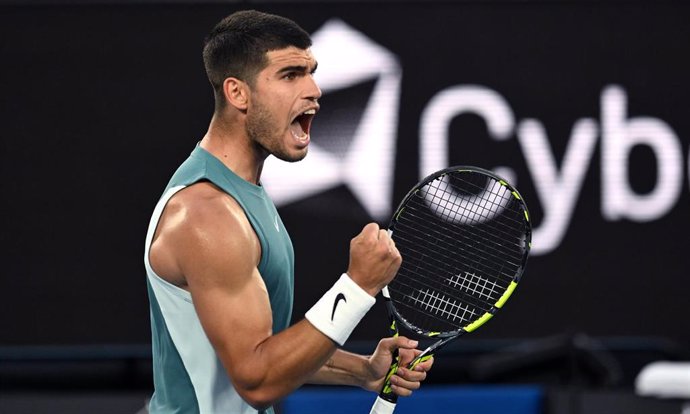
[277,62,319,75]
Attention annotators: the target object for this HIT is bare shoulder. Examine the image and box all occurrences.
[169,181,245,226]
[149,181,260,288]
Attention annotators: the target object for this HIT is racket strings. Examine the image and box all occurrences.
[425,175,517,222]
[407,175,527,261]
[391,252,509,331]
[389,172,529,334]
[421,175,527,239]
[396,207,525,272]
[395,191,527,280]
[392,231,515,294]
[393,278,492,328]
[392,267,502,329]
[448,270,503,302]
[396,289,480,331]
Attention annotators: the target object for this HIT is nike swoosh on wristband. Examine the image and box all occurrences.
[331,293,347,321]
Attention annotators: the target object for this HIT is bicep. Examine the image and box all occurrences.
[171,192,274,387]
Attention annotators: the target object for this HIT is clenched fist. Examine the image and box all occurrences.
[347,223,402,296]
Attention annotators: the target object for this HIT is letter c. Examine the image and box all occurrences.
[419,85,515,177]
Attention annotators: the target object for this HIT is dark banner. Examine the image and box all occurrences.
[1,3,689,346]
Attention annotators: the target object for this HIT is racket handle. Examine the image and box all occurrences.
[369,396,397,414]
[377,347,401,404]
[370,353,434,414]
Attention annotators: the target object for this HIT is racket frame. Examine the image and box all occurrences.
[375,165,531,405]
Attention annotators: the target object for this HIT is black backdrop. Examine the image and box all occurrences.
[1,2,689,349]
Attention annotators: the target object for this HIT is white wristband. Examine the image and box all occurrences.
[305,273,376,346]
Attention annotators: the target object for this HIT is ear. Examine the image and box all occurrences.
[222,77,249,111]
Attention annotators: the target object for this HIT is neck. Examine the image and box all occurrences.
[200,113,267,185]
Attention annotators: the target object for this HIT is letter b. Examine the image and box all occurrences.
[601,85,683,221]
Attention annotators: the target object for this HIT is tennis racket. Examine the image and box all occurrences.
[369,166,532,414]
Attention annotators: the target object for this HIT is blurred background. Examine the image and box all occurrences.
[1,1,689,413]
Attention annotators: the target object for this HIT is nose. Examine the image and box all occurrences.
[306,74,322,101]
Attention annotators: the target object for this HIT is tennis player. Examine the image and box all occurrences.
[144,10,433,414]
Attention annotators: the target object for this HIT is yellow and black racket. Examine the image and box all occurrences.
[370,166,532,414]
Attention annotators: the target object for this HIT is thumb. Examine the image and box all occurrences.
[361,222,381,239]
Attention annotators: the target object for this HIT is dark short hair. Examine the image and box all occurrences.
[202,10,312,108]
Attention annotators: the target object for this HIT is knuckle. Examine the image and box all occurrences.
[378,242,390,255]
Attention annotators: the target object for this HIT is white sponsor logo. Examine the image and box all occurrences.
[422,84,685,255]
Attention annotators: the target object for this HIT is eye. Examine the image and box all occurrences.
[283,72,298,80]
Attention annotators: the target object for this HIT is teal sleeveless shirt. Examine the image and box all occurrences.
[144,146,295,414]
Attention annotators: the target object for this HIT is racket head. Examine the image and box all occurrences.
[386,166,531,340]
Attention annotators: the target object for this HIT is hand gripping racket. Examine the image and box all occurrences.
[369,166,532,414]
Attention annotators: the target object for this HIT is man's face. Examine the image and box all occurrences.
[246,46,321,162]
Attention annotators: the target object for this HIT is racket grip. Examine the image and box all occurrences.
[377,348,401,404]
[369,396,397,414]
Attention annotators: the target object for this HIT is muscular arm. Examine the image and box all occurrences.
[149,182,400,410]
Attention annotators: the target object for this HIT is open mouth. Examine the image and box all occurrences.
[290,109,316,142]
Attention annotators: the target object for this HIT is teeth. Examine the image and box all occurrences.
[291,130,308,140]
[303,109,316,115]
